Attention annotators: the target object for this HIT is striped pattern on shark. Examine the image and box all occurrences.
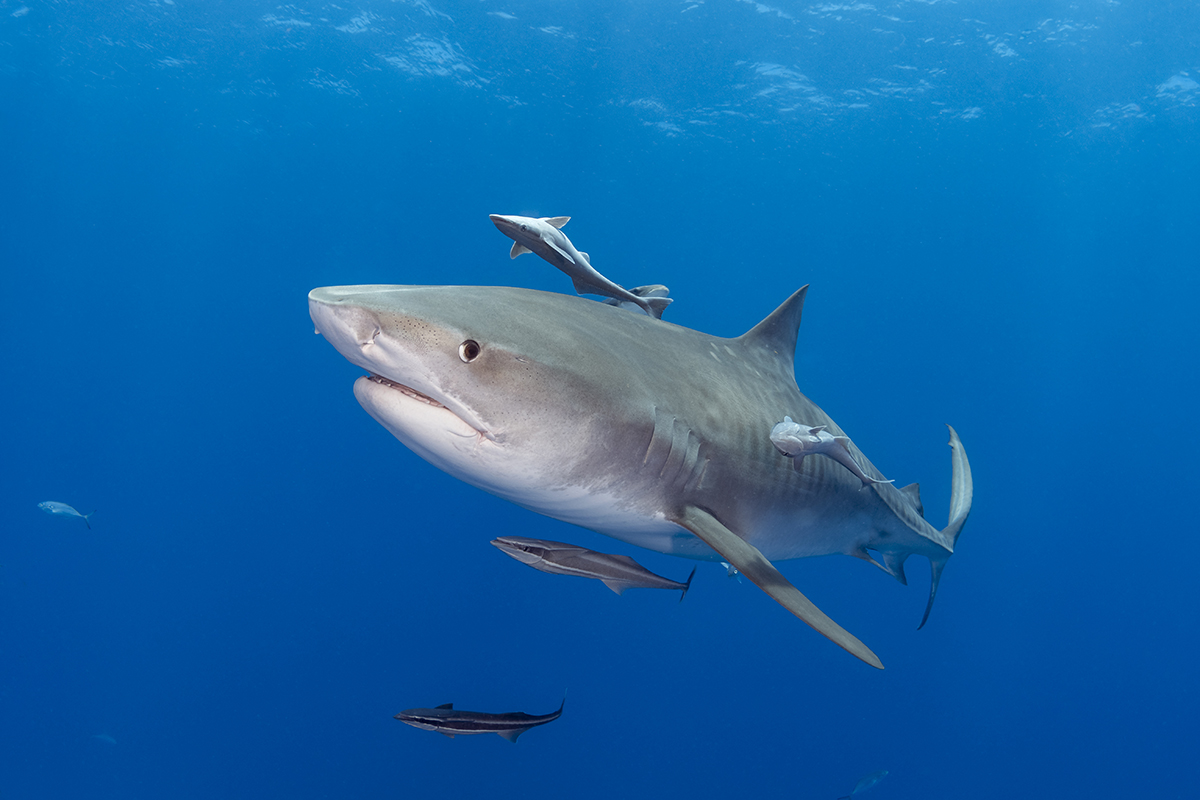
[309,282,973,669]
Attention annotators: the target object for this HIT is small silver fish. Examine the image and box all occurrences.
[770,416,893,488]
[492,536,695,600]
[838,769,888,799]
[37,501,94,529]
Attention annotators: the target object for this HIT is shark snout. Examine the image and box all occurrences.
[308,288,388,368]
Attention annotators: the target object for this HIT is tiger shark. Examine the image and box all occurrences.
[308,283,972,669]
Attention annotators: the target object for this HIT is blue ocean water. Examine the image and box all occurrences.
[2,1,1198,797]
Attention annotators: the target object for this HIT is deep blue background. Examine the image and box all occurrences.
[2,2,1198,798]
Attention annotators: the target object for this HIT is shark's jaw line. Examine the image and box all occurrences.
[363,373,486,440]
[367,373,444,410]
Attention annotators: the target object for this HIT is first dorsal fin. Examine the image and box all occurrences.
[736,285,808,373]
[543,216,570,228]
[436,703,453,709]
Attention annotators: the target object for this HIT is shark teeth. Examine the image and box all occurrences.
[367,374,446,409]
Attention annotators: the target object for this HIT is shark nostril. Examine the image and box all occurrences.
[360,326,381,348]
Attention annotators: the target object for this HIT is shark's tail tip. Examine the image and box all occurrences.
[921,427,972,628]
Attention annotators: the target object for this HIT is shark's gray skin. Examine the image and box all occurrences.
[492,535,696,600]
[308,283,973,669]
[602,284,672,316]
[489,214,672,319]
[37,501,94,529]
[770,416,894,488]
[838,769,888,799]
[395,699,565,742]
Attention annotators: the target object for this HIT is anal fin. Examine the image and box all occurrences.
[498,727,527,743]
[600,579,629,596]
[675,506,883,669]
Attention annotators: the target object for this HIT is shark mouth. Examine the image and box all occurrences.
[362,372,494,442]
[366,373,447,410]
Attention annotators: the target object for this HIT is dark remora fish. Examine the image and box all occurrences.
[492,536,696,600]
[395,699,565,743]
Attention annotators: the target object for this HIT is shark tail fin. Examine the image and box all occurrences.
[679,566,696,603]
[84,510,95,530]
[919,425,973,629]
[643,296,673,319]
[510,242,531,259]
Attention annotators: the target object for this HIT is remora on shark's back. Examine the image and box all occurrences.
[489,214,672,319]
[309,280,972,669]
[491,535,696,600]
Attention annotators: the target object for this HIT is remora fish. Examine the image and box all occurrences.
[770,416,894,488]
[838,769,888,799]
[602,284,672,316]
[489,214,672,319]
[37,501,94,529]
[491,535,696,600]
[309,282,973,669]
[395,699,565,743]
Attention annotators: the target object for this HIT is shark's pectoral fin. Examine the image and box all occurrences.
[510,242,531,259]
[543,216,570,229]
[675,506,883,669]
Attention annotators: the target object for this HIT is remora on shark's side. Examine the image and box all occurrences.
[489,214,672,319]
[309,283,972,669]
[395,699,565,743]
[770,416,893,488]
[491,535,696,600]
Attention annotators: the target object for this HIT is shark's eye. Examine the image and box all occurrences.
[459,339,482,363]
